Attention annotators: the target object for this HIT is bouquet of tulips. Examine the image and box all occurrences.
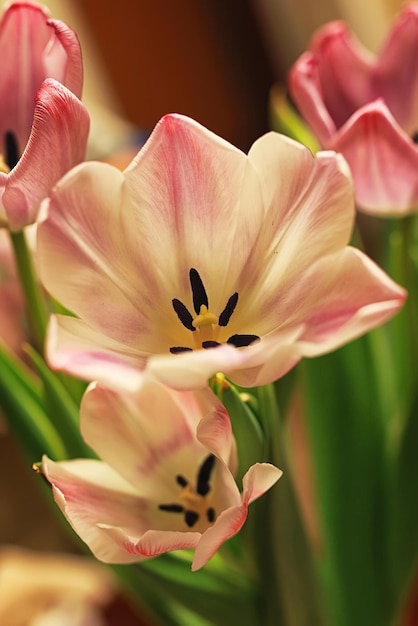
[1,2,417,625]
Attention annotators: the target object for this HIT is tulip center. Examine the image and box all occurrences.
[158,454,217,529]
[170,268,259,354]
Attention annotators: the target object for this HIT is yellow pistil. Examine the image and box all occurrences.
[0,154,10,174]
[179,484,210,518]
[192,305,219,346]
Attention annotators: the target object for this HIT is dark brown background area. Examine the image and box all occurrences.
[74,0,277,151]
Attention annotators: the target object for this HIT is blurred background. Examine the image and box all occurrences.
[0,0,408,624]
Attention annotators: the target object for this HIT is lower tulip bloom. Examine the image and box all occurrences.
[289,4,418,215]
[38,114,405,391]
[41,379,282,571]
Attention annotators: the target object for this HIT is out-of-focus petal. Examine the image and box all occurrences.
[330,101,418,215]
[0,2,82,151]
[309,21,375,129]
[3,79,89,231]
[46,18,83,98]
[374,4,418,133]
[288,52,337,144]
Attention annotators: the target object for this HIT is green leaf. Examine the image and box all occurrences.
[0,346,67,460]
[25,346,92,459]
[302,337,391,626]
[387,389,418,620]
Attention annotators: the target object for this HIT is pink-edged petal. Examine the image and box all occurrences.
[0,2,81,151]
[148,327,303,390]
[288,52,338,144]
[241,462,283,505]
[243,134,354,326]
[45,18,83,98]
[38,159,162,347]
[330,100,418,214]
[3,79,89,231]
[45,315,144,392]
[295,246,406,354]
[123,114,264,314]
[196,399,237,471]
[100,527,199,562]
[0,1,53,148]
[147,343,246,390]
[374,5,418,133]
[80,380,209,498]
[308,22,375,130]
[42,456,149,563]
[192,463,282,570]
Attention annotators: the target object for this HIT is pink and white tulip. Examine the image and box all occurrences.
[0,1,89,231]
[289,4,418,215]
[38,114,405,391]
[42,378,282,571]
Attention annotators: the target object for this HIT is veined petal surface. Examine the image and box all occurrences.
[3,79,89,231]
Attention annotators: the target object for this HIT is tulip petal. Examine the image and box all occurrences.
[374,5,418,133]
[45,315,144,392]
[80,380,211,499]
[295,246,406,353]
[308,22,375,130]
[3,79,89,231]
[122,114,264,313]
[192,463,282,570]
[148,327,303,389]
[45,18,83,98]
[100,527,200,562]
[330,101,418,214]
[289,52,339,144]
[0,2,82,152]
[42,456,150,563]
[245,133,354,326]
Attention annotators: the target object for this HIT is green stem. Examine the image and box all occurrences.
[10,229,48,351]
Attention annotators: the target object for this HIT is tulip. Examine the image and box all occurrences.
[38,114,405,391]
[0,1,89,231]
[42,378,282,571]
[289,4,418,215]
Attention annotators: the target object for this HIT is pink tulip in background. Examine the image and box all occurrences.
[42,377,282,571]
[38,114,405,391]
[289,4,418,215]
[0,1,89,231]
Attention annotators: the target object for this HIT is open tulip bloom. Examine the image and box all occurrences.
[38,113,405,391]
[42,378,282,571]
[0,1,89,231]
[289,4,418,215]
